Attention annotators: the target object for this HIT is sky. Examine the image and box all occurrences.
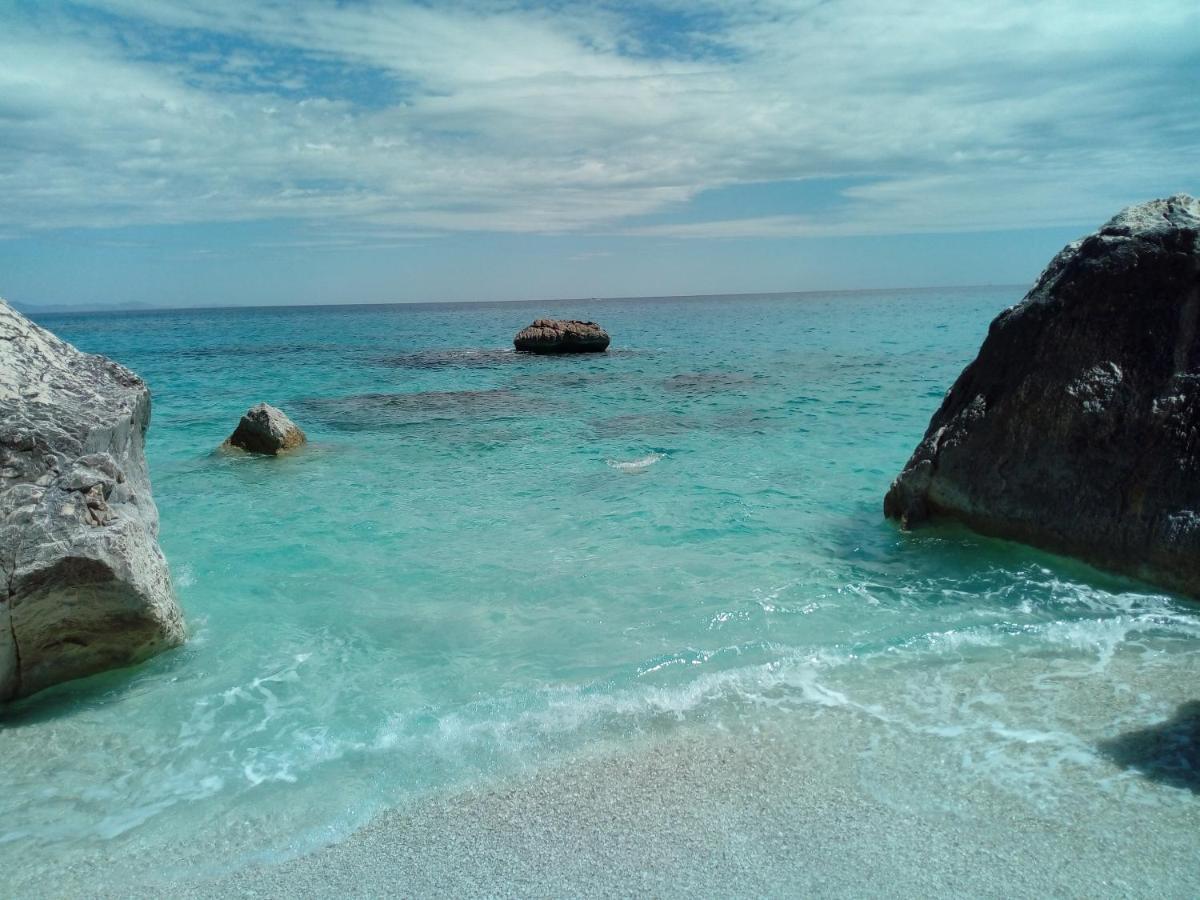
[0,0,1196,308]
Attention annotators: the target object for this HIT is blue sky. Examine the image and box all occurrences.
[1,0,1196,307]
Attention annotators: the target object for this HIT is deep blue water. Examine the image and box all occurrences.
[3,289,1199,894]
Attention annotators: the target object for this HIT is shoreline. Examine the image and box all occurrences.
[112,685,1199,899]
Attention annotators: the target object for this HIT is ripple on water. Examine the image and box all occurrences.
[661,371,760,394]
[377,348,520,370]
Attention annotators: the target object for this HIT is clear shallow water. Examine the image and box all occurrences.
[4,289,1199,894]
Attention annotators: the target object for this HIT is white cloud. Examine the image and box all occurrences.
[0,0,1195,238]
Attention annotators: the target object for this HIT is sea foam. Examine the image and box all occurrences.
[606,452,665,473]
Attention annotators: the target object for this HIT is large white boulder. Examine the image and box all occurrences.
[0,300,184,702]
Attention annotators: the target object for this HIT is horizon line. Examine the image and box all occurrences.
[13,282,1030,316]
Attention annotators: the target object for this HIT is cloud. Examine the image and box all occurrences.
[0,0,1196,240]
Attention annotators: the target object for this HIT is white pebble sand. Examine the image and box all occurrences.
[100,692,1199,899]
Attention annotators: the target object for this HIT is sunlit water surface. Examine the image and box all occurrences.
[4,290,1198,894]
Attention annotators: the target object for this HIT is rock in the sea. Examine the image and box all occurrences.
[223,403,306,455]
[0,300,184,703]
[513,319,610,354]
[884,194,1200,596]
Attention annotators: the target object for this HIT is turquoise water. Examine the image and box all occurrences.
[4,289,1200,894]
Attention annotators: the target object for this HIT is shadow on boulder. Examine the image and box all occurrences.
[1098,701,1200,792]
[222,403,306,455]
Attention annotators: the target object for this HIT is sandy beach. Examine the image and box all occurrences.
[103,658,1200,899]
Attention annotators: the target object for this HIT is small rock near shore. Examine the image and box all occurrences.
[223,403,306,455]
[514,319,610,354]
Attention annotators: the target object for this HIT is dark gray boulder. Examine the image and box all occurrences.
[514,319,610,354]
[885,194,1200,597]
[223,403,306,455]
[0,300,184,702]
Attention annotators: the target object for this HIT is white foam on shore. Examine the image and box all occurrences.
[144,666,1200,900]
[35,602,1200,838]
[9,594,1200,897]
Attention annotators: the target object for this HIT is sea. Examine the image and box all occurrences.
[3,288,1198,896]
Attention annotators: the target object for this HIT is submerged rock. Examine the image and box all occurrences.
[884,194,1200,596]
[223,403,306,455]
[514,319,610,354]
[380,348,520,370]
[298,389,537,431]
[0,299,184,703]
